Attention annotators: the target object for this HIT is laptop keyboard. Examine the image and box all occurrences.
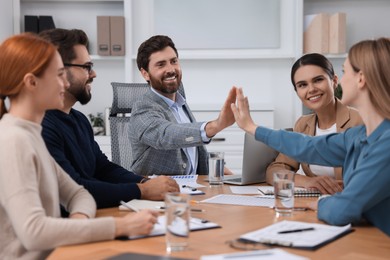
[225,177,242,182]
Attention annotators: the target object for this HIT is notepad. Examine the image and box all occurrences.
[128,215,220,240]
[201,194,274,207]
[119,199,165,212]
[150,175,205,195]
[239,220,352,250]
[257,186,321,197]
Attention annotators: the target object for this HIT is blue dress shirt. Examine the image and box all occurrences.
[151,88,210,174]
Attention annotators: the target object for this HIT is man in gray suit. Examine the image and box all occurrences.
[129,35,236,176]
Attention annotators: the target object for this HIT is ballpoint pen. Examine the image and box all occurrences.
[182,184,198,191]
[155,206,205,212]
[223,250,273,258]
[120,201,161,224]
[277,227,315,234]
[120,200,139,212]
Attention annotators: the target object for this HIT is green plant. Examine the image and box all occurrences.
[88,113,104,127]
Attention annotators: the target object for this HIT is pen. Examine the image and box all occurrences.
[120,200,139,212]
[278,227,315,234]
[223,250,273,258]
[268,206,309,211]
[155,206,205,212]
[121,200,160,224]
[293,207,309,211]
[182,184,197,191]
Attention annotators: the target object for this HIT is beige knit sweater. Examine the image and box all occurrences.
[0,114,115,260]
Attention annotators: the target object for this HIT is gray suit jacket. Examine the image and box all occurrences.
[128,87,209,176]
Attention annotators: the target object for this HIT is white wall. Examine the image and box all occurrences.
[4,0,390,130]
[0,0,14,42]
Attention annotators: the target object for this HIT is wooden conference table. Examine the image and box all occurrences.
[48,178,390,260]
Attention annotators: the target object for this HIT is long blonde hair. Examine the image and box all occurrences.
[348,38,390,120]
[0,33,57,119]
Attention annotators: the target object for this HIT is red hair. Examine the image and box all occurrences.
[0,33,57,118]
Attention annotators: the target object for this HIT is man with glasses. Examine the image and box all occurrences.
[39,29,179,210]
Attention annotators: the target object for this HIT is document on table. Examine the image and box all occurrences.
[229,186,262,194]
[128,215,220,240]
[201,194,274,207]
[257,185,321,197]
[201,249,309,260]
[239,220,353,250]
[118,199,165,212]
[151,174,205,195]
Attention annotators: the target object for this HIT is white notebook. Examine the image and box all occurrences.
[128,215,220,240]
[257,186,321,197]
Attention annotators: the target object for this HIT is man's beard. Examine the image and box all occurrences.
[67,75,93,105]
[149,71,181,95]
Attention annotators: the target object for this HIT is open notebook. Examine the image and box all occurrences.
[257,186,321,197]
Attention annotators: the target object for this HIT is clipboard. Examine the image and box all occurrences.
[239,220,353,250]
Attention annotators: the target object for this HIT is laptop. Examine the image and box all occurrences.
[224,132,279,185]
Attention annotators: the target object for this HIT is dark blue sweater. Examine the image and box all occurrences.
[42,109,143,208]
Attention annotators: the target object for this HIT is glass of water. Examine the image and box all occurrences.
[165,192,190,253]
[208,151,224,185]
[273,171,295,216]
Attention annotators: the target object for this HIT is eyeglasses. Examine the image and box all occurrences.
[64,62,94,74]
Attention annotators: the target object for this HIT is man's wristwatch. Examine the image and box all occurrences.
[140,177,150,184]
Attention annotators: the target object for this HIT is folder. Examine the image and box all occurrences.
[239,220,353,250]
[110,16,125,56]
[304,13,329,53]
[38,16,56,33]
[329,13,347,54]
[24,15,39,33]
[97,16,111,56]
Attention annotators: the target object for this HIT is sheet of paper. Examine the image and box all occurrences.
[128,215,220,239]
[229,186,261,194]
[240,220,351,248]
[119,199,165,212]
[201,194,274,207]
[201,248,309,260]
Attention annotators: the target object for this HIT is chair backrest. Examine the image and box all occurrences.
[109,82,149,170]
[110,82,149,116]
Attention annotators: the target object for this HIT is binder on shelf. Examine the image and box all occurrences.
[38,16,56,32]
[304,13,329,54]
[97,16,111,56]
[24,15,39,33]
[329,13,347,54]
[110,16,125,56]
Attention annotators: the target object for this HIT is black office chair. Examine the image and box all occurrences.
[109,82,149,171]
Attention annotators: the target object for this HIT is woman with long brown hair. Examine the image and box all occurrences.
[232,38,390,236]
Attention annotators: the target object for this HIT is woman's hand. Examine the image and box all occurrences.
[115,210,159,237]
[303,175,343,195]
[230,88,258,135]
